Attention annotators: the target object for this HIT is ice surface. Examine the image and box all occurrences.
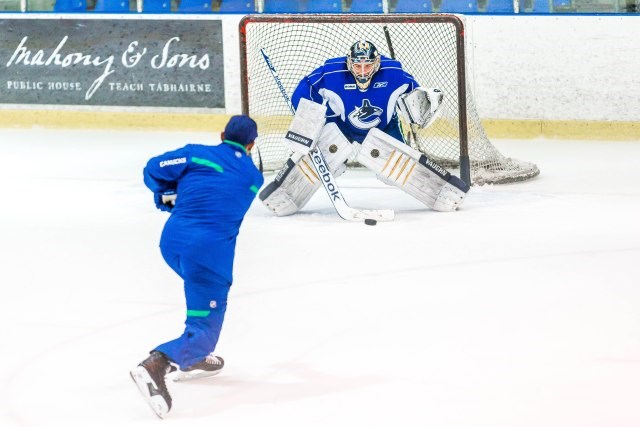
[1,129,639,427]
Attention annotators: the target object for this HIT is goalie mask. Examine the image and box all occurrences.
[347,40,381,92]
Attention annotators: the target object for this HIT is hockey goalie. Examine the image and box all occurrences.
[259,40,469,217]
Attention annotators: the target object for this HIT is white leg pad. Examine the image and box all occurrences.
[259,123,352,216]
[356,128,470,212]
[283,98,327,155]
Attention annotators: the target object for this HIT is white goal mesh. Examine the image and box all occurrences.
[240,14,539,185]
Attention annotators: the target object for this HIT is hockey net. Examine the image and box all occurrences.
[239,14,539,185]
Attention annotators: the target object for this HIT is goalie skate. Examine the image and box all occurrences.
[172,354,224,382]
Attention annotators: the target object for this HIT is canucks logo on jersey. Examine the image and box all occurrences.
[348,99,383,130]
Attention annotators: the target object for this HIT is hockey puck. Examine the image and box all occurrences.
[364,219,377,226]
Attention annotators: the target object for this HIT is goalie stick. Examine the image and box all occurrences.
[260,48,394,222]
[253,144,264,173]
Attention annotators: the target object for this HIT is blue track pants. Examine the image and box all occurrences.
[155,243,231,369]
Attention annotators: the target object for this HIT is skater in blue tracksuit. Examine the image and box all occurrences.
[130,115,264,418]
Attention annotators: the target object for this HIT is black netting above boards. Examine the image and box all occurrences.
[240,14,539,185]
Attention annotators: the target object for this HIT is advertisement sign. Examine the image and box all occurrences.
[0,18,224,108]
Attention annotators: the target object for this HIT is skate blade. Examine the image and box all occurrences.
[172,369,222,382]
[130,366,169,419]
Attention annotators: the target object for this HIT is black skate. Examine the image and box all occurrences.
[130,351,175,418]
[173,354,224,382]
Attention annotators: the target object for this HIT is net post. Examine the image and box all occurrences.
[451,16,471,186]
[239,16,251,115]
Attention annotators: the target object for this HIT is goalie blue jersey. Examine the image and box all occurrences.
[291,55,420,143]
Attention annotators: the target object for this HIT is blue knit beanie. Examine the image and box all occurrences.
[224,115,258,146]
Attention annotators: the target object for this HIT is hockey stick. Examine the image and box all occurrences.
[252,145,264,173]
[260,48,394,222]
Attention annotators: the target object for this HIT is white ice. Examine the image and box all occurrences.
[1,128,639,427]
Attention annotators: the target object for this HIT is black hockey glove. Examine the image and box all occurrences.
[154,190,176,212]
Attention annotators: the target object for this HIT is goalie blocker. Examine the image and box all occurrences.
[356,128,470,212]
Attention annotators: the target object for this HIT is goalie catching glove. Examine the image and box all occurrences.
[397,87,444,129]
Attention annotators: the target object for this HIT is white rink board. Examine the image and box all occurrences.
[223,14,640,121]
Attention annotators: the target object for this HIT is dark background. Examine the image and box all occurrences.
[0,19,224,108]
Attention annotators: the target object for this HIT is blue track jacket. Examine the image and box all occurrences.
[143,141,264,285]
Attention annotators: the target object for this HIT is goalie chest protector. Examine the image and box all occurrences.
[291,56,420,143]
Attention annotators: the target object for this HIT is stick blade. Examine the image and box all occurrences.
[336,207,395,222]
